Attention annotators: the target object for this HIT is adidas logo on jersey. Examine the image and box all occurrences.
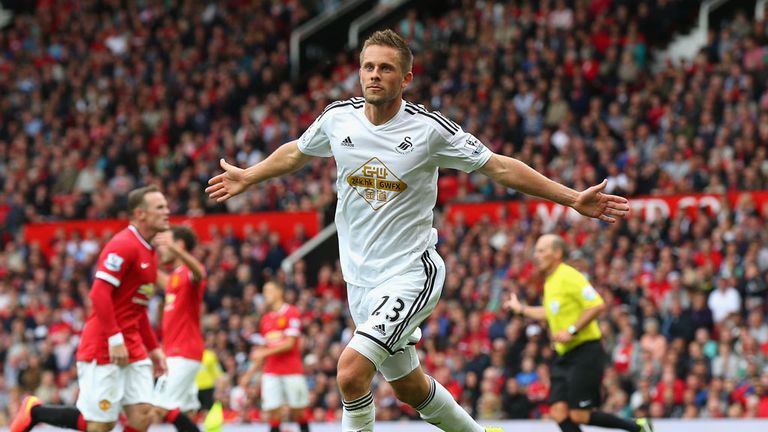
[341,136,354,148]
[373,323,386,336]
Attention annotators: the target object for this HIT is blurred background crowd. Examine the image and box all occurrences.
[1,0,768,426]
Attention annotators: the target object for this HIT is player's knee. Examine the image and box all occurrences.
[569,409,591,424]
[337,367,371,399]
[126,408,153,430]
[153,407,169,423]
[549,402,569,423]
[131,415,152,431]
[289,408,306,421]
[86,421,117,432]
[336,350,375,399]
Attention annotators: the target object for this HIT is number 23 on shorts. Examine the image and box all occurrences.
[371,295,406,322]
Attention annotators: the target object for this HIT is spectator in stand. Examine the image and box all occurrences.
[690,292,715,333]
[711,342,748,381]
[501,377,531,419]
[661,298,695,343]
[708,278,742,324]
[639,319,667,363]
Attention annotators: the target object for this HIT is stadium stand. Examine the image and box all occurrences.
[0,0,767,427]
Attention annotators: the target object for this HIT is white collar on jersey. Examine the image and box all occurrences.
[271,303,288,314]
[359,99,407,129]
[128,225,154,250]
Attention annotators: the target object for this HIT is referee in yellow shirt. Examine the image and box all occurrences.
[507,234,653,432]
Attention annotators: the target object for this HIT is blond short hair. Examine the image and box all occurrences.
[360,29,413,74]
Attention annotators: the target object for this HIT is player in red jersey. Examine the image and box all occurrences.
[11,185,170,432]
[246,281,311,432]
[152,225,207,432]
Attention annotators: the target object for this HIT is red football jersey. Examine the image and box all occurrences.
[260,304,303,375]
[77,226,158,364]
[162,264,206,360]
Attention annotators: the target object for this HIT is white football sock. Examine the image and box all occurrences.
[416,376,484,432]
[342,391,375,432]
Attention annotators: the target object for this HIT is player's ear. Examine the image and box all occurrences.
[402,71,413,89]
[134,205,146,221]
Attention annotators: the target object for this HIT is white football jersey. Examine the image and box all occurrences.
[298,97,492,287]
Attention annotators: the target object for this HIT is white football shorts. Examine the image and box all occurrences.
[76,359,154,422]
[347,248,445,381]
[261,374,310,411]
[153,356,202,412]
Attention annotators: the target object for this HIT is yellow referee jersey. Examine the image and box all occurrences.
[544,263,604,355]
[196,349,222,390]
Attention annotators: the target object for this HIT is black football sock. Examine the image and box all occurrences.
[30,406,86,431]
[164,408,200,432]
[588,411,640,431]
[558,419,583,432]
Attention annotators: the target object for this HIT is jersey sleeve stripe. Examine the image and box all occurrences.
[316,100,364,122]
[322,98,364,111]
[406,102,460,130]
[95,270,121,287]
[418,111,458,134]
[284,329,301,336]
[405,102,458,134]
[317,100,350,118]
[432,111,460,129]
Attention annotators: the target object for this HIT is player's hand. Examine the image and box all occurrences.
[505,293,523,315]
[149,348,167,377]
[153,230,174,249]
[109,343,129,367]
[572,179,630,223]
[552,330,574,344]
[250,347,266,366]
[205,159,249,202]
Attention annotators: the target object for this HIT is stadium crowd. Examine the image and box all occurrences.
[1,0,768,426]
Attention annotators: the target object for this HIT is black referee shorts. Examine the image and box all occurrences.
[198,388,215,411]
[549,339,605,410]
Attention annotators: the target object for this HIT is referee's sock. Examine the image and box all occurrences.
[269,418,281,432]
[557,419,582,432]
[342,391,375,432]
[416,376,484,432]
[588,411,641,431]
[164,408,201,432]
[298,416,311,431]
[30,405,87,431]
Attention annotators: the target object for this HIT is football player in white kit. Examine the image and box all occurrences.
[206,30,629,432]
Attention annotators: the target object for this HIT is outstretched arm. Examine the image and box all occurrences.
[506,292,547,320]
[154,231,206,282]
[478,154,629,223]
[205,140,315,202]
